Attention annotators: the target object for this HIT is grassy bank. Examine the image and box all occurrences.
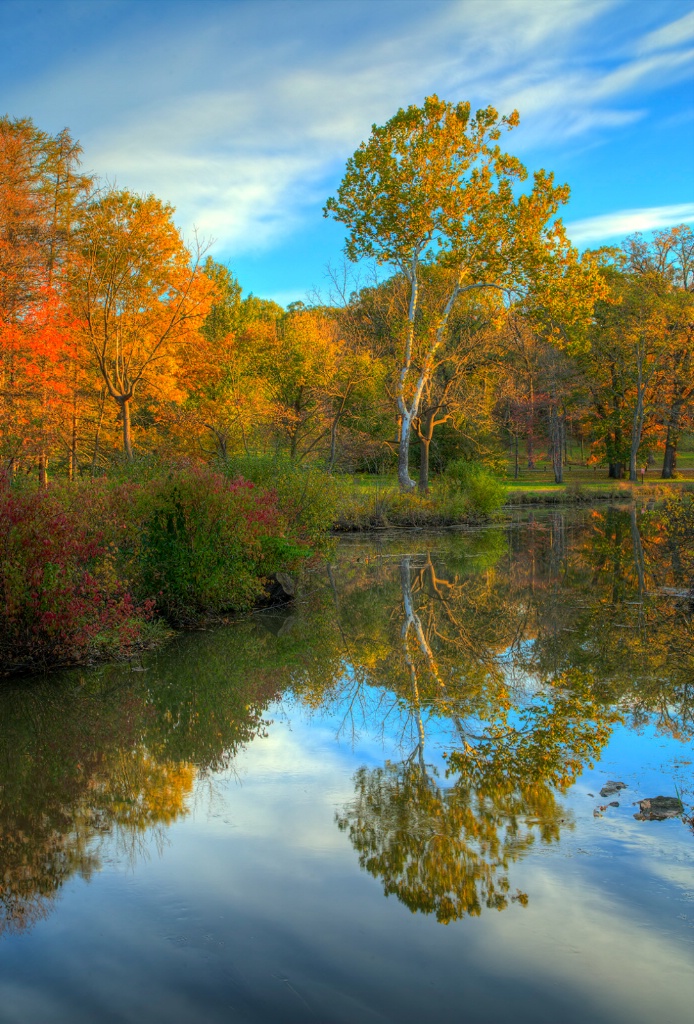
[333,467,694,529]
[334,461,505,530]
[502,480,694,505]
[501,460,694,504]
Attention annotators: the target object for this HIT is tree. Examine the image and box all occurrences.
[325,95,584,491]
[260,308,342,460]
[0,116,92,482]
[398,270,506,491]
[165,260,283,462]
[623,226,694,479]
[72,189,214,459]
[583,246,682,481]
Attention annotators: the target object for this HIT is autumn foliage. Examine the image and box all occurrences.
[0,481,154,668]
[0,465,323,669]
[2,112,692,490]
[0,109,692,670]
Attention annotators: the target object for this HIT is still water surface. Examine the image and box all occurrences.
[1,508,692,1023]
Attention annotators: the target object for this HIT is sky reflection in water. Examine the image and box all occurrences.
[0,508,692,1023]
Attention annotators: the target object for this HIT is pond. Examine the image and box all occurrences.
[0,507,692,1023]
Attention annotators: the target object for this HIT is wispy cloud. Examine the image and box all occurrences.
[5,0,693,258]
[637,9,694,54]
[566,204,694,244]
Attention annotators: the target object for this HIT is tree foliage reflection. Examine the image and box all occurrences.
[1,508,690,934]
[330,509,690,922]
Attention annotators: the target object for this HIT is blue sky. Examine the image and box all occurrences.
[3,0,693,304]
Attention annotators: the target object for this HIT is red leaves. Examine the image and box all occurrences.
[0,468,310,670]
[0,483,151,668]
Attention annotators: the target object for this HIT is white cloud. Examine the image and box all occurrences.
[637,9,694,54]
[5,1,694,257]
[592,46,694,98]
[566,204,694,244]
[473,856,694,1024]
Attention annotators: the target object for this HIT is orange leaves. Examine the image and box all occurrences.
[70,188,216,458]
[0,117,95,473]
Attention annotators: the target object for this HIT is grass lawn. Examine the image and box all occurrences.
[344,456,694,504]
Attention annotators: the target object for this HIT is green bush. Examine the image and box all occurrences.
[444,460,505,517]
[223,454,339,546]
[333,477,496,530]
[0,463,333,671]
[135,467,313,621]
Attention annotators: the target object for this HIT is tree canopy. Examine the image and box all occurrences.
[0,111,690,483]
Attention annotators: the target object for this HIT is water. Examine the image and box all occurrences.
[1,507,692,1023]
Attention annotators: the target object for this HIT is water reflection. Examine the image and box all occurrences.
[337,762,562,922]
[334,542,619,923]
[0,507,691,938]
[0,635,282,935]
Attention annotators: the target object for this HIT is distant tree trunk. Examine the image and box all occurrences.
[68,398,78,481]
[662,444,677,479]
[204,424,229,462]
[417,407,436,494]
[549,401,564,484]
[327,387,352,473]
[328,417,339,473]
[661,402,683,479]
[526,383,535,469]
[117,396,134,461]
[90,389,107,477]
[38,454,49,489]
[608,462,625,480]
[418,437,431,494]
[629,381,645,483]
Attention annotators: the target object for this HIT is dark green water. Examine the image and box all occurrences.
[1,508,692,1023]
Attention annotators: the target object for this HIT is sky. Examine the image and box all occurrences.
[2,0,693,305]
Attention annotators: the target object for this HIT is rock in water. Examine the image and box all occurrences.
[633,796,684,821]
[600,780,627,797]
[275,572,296,597]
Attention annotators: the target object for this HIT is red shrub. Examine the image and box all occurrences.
[0,484,152,670]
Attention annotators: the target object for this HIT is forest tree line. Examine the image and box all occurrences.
[1,107,693,491]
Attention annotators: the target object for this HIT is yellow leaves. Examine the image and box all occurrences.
[326,93,539,275]
[69,187,215,456]
[98,748,196,830]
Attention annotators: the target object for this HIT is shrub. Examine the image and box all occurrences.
[0,484,155,670]
[333,478,494,530]
[135,467,312,621]
[0,463,331,671]
[444,460,505,517]
[223,454,339,547]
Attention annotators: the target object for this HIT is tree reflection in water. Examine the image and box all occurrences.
[337,547,619,923]
[0,508,691,934]
[0,632,283,936]
[333,505,692,921]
